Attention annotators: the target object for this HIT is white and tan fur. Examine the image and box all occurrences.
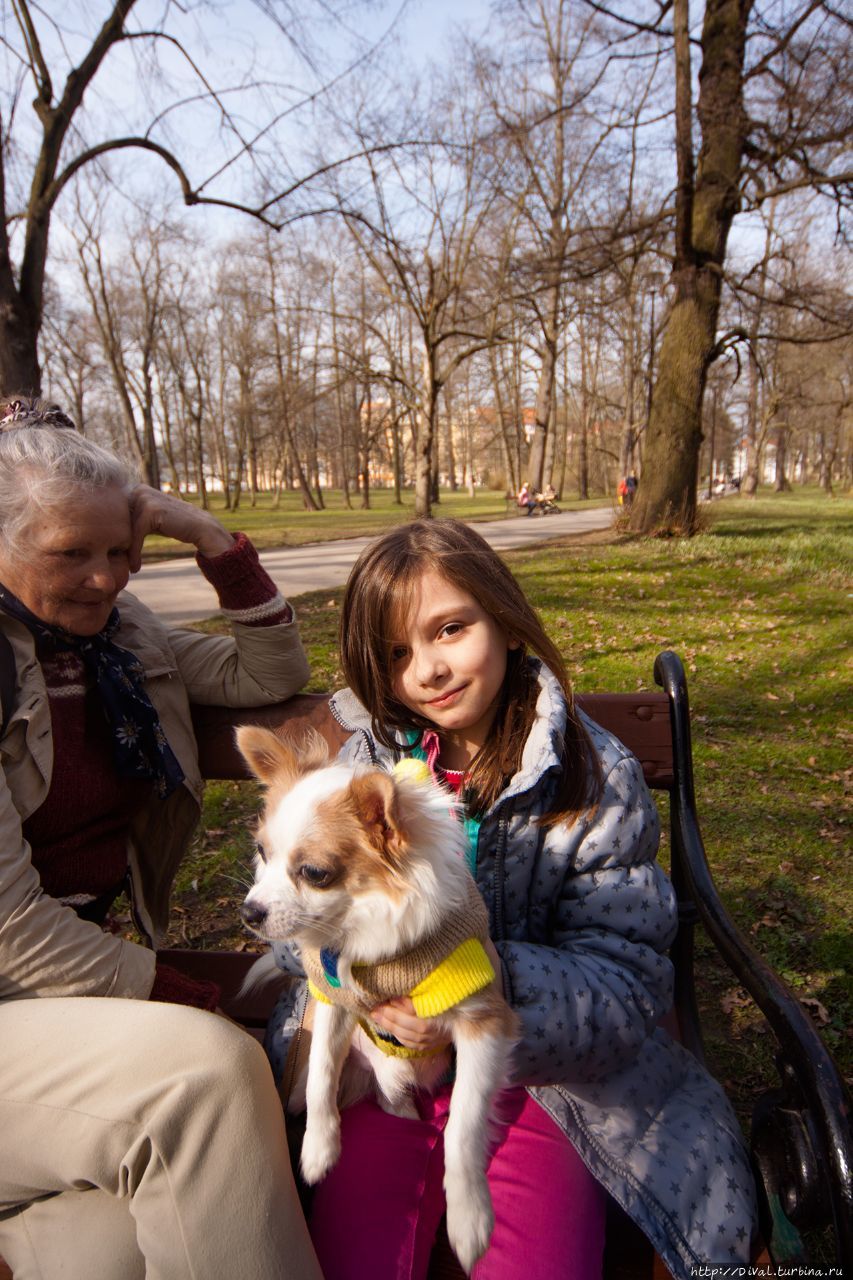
[237,726,519,1273]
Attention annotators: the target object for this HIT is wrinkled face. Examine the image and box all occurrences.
[0,485,131,635]
[390,570,516,769]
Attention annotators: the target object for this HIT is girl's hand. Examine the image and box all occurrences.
[369,940,505,1053]
[369,997,452,1055]
[128,485,234,572]
[483,937,505,997]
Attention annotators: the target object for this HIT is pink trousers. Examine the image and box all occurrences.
[309,1086,606,1280]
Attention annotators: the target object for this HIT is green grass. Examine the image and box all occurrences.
[170,487,852,1124]
[142,486,608,558]
[510,490,852,1112]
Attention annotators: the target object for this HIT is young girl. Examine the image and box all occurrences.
[267,519,756,1280]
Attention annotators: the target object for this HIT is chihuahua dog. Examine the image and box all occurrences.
[237,726,519,1273]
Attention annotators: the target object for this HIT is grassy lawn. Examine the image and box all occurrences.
[141,486,609,558]
[161,487,851,1128]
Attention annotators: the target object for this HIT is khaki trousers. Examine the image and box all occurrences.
[0,997,322,1280]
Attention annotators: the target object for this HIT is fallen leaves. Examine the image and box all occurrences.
[801,996,831,1026]
[750,912,783,934]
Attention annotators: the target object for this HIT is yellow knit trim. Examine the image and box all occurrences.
[307,980,333,1005]
[409,938,494,1018]
[357,1019,448,1059]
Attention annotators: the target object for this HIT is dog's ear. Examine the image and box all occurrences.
[349,772,407,867]
[235,725,301,786]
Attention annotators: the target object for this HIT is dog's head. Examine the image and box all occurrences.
[237,726,467,961]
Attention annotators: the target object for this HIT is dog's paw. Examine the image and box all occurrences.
[445,1178,494,1273]
[299,1118,341,1184]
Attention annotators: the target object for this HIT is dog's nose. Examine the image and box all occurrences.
[241,900,268,928]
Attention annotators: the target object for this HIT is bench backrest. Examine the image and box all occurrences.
[191,691,674,790]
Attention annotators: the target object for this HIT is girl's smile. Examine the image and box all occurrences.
[428,686,466,707]
[391,570,517,770]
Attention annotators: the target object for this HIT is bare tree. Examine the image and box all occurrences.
[589,0,853,532]
[0,0,405,398]
[478,0,654,494]
[321,67,518,516]
[73,206,190,486]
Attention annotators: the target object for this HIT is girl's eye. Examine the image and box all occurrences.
[441,622,464,638]
[390,645,409,662]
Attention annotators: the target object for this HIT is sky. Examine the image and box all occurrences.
[35,0,496,249]
[12,1,840,309]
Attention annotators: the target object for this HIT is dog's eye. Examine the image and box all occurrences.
[255,841,267,863]
[298,864,332,888]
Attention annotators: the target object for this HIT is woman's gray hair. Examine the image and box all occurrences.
[0,400,137,559]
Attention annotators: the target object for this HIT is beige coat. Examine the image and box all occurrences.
[0,590,309,1004]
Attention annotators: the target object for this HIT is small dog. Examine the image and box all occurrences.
[237,726,519,1273]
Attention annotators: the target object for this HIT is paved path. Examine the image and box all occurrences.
[129,506,614,625]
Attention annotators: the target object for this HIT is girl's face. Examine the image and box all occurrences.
[390,569,517,770]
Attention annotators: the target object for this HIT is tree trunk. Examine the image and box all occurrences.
[528,285,559,492]
[443,384,458,492]
[774,426,792,491]
[489,346,516,494]
[359,395,372,512]
[632,285,718,528]
[194,414,208,509]
[415,346,439,518]
[578,404,589,500]
[0,301,41,396]
[629,0,752,534]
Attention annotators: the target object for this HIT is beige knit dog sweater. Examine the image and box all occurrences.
[301,876,494,1057]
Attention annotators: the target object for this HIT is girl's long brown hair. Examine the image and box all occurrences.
[339,519,602,825]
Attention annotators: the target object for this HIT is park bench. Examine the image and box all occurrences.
[505,491,561,517]
[1,652,849,1278]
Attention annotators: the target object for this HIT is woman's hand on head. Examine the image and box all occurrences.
[369,997,452,1055]
[127,486,234,572]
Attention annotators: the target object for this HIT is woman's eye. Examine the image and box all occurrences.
[299,864,332,888]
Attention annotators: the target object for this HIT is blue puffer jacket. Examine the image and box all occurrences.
[267,662,757,1276]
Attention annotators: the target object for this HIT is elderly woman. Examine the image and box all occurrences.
[0,398,321,1280]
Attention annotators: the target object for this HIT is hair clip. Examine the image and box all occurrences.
[0,399,76,432]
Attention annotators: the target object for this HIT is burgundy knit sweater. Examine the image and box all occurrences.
[22,533,290,1010]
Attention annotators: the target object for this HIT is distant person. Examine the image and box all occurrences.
[617,476,628,506]
[533,482,559,514]
[625,473,638,506]
[0,397,321,1279]
[516,481,536,515]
